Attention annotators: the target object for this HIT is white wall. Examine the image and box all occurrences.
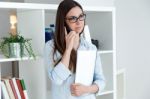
[115,0,150,99]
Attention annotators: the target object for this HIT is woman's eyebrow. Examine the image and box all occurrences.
[68,13,84,17]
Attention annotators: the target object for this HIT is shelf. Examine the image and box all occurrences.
[100,53,113,92]
[117,68,126,99]
[0,55,38,62]
[98,50,113,54]
[117,68,126,75]
[97,92,113,99]
[99,90,114,96]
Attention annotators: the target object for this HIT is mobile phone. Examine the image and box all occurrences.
[65,22,72,34]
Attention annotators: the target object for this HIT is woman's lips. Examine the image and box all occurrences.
[75,27,82,30]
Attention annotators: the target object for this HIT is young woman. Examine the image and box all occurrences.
[44,0,105,99]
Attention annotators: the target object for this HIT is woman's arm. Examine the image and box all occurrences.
[44,41,72,85]
[61,30,77,67]
[61,49,71,68]
[44,31,77,85]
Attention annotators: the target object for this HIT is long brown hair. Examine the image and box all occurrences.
[53,0,84,73]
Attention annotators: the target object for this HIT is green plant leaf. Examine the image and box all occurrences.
[0,33,36,59]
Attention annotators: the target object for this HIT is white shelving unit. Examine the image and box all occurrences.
[0,2,116,99]
[0,55,38,62]
[117,69,126,99]
[98,50,113,54]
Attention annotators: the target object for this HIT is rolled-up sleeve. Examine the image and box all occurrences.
[93,53,106,95]
[44,41,71,85]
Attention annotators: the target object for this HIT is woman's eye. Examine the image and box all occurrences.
[69,16,77,20]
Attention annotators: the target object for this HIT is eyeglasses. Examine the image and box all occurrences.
[65,13,86,23]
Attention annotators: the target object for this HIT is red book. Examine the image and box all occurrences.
[9,79,18,99]
[16,79,25,99]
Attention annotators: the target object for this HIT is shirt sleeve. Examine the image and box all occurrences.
[44,41,72,85]
[93,52,106,96]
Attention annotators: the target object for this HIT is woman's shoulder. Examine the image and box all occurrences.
[45,39,54,48]
[45,39,55,51]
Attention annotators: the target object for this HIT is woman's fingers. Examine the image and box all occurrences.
[70,83,87,96]
[65,30,77,51]
[71,84,79,93]
[66,31,76,39]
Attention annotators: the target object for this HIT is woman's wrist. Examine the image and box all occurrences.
[61,49,71,68]
[65,49,72,54]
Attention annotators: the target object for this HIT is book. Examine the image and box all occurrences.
[1,81,10,99]
[1,77,28,99]
[20,79,29,99]
[16,79,25,99]
[12,78,21,99]
[9,79,18,99]
[3,79,15,99]
[75,50,96,86]
[1,86,4,99]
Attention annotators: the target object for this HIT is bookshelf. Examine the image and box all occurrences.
[0,2,116,99]
[0,55,36,62]
[117,69,126,99]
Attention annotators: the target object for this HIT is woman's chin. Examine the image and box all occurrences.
[76,30,83,34]
[74,28,84,34]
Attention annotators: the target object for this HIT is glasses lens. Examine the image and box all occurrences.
[68,16,77,23]
[66,13,86,23]
[79,14,86,21]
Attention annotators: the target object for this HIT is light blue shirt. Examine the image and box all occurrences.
[44,35,105,99]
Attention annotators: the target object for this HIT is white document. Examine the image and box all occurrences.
[75,50,96,86]
[83,25,92,44]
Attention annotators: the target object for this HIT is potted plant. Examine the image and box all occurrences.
[0,33,36,59]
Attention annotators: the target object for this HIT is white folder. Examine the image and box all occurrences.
[75,50,96,86]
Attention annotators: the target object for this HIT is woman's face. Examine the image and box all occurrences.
[65,6,85,34]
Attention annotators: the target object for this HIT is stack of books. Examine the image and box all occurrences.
[1,77,29,99]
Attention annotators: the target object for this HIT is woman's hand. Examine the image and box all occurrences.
[70,83,99,97]
[65,27,77,52]
[61,28,77,68]
[70,83,88,96]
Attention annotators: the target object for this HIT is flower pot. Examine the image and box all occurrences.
[9,43,24,58]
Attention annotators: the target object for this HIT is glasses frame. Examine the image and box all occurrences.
[65,13,86,23]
